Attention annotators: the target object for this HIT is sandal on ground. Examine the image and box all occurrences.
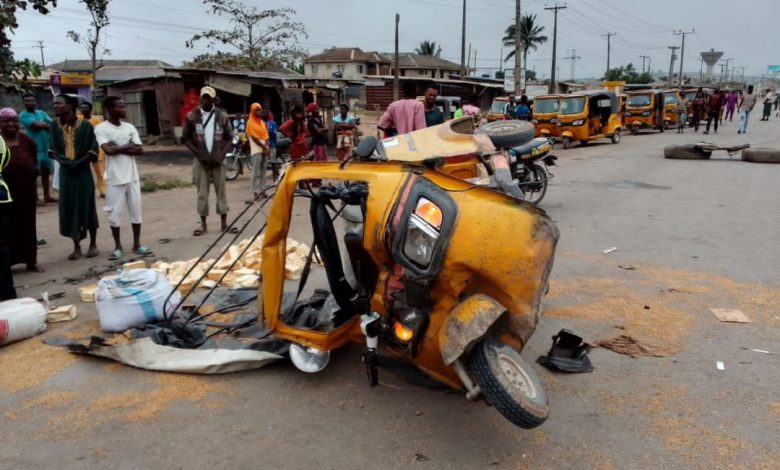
[108,249,123,261]
[133,246,153,256]
[193,228,206,236]
[68,251,82,261]
[86,247,100,258]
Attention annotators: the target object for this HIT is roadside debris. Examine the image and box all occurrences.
[79,284,98,302]
[664,142,750,160]
[46,304,77,323]
[740,347,778,355]
[96,269,179,332]
[618,264,637,270]
[710,308,751,323]
[0,298,47,346]
[602,247,617,255]
[716,361,725,371]
[537,329,594,373]
[594,334,669,358]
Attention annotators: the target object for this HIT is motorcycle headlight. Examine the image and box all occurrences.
[642,111,651,117]
[403,198,442,267]
[531,119,539,124]
[572,119,585,126]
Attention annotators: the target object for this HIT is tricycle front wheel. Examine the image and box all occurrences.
[469,338,549,429]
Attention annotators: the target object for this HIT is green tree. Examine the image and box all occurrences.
[502,14,548,65]
[186,0,307,71]
[604,63,653,84]
[415,40,442,58]
[526,69,537,81]
[67,0,111,91]
[1,0,57,88]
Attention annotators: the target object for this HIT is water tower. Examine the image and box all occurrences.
[701,49,724,78]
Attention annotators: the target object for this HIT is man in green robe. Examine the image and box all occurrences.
[49,94,100,260]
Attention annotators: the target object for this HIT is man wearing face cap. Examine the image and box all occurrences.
[182,86,233,235]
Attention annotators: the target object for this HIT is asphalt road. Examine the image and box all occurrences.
[1,112,778,470]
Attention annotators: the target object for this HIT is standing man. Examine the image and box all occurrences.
[760,89,773,121]
[306,103,328,162]
[378,81,426,136]
[515,95,531,121]
[261,108,280,183]
[423,87,445,127]
[19,94,56,203]
[504,95,517,119]
[737,85,758,134]
[182,86,233,236]
[333,104,357,161]
[704,88,724,134]
[49,94,100,260]
[80,101,106,198]
[94,96,151,260]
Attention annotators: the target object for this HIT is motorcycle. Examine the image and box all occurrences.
[507,137,557,205]
[254,118,559,429]
[225,132,251,181]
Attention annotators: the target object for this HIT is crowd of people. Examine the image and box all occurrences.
[0,93,149,301]
[673,85,776,135]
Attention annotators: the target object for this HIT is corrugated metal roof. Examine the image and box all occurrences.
[47,59,173,71]
[306,47,390,63]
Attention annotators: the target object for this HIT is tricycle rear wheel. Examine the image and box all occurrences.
[469,338,549,429]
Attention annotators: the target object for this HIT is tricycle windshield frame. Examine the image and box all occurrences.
[559,97,586,115]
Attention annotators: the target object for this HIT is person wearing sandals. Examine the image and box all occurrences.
[95,96,151,260]
[49,94,100,260]
[182,86,233,235]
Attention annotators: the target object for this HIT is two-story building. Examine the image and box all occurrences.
[304,47,391,80]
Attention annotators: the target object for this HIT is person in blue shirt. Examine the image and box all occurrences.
[515,95,531,121]
[260,108,280,183]
[333,104,357,161]
[19,94,56,203]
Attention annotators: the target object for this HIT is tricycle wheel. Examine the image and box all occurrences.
[518,163,548,206]
[611,131,621,144]
[478,120,535,149]
[562,136,572,149]
[225,153,242,181]
[469,338,549,429]
[630,126,639,136]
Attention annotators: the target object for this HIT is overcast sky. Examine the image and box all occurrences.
[11,0,779,80]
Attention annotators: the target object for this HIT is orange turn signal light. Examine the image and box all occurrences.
[393,322,414,342]
[414,198,442,230]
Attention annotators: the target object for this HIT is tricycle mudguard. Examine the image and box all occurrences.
[560,130,574,138]
[438,294,506,365]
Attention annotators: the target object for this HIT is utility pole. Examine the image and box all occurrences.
[640,55,650,74]
[460,0,467,78]
[719,62,726,82]
[738,66,747,84]
[674,29,695,87]
[467,43,472,77]
[667,45,679,87]
[513,0,522,93]
[545,3,566,94]
[697,58,704,82]
[394,13,400,101]
[601,32,616,76]
[564,48,580,81]
[474,49,478,74]
[720,57,733,82]
[34,40,46,68]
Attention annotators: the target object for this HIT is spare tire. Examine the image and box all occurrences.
[741,147,780,164]
[663,145,712,160]
[478,121,536,149]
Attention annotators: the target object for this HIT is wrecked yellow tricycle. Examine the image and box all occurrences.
[260,118,559,429]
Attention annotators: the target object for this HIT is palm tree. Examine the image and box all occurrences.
[502,14,548,66]
[416,40,442,58]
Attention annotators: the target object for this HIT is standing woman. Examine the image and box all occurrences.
[0,134,16,300]
[333,104,356,161]
[279,106,308,162]
[49,95,100,260]
[0,108,43,272]
[245,102,269,199]
[306,103,328,162]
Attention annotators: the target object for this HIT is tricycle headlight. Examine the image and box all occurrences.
[642,111,651,117]
[572,119,585,126]
[531,119,539,124]
[625,112,633,117]
[550,118,558,124]
[403,198,442,267]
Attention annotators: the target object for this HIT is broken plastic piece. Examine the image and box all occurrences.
[716,361,725,371]
[536,329,594,373]
[602,247,617,254]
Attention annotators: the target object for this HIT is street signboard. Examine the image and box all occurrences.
[503,70,514,92]
[768,65,780,75]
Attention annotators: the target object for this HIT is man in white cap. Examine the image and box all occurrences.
[182,86,233,235]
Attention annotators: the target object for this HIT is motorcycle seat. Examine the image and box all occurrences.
[510,138,552,160]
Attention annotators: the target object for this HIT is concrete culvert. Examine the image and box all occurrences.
[663,145,712,160]
[741,147,780,163]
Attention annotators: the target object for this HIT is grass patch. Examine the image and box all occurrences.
[140,177,189,193]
